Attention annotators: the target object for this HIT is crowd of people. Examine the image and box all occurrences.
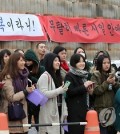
[0,43,120,134]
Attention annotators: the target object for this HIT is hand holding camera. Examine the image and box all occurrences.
[107,73,116,85]
[109,73,115,78]
[56,81,71,95]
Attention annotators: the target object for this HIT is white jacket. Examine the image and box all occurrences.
[37,71,68,134]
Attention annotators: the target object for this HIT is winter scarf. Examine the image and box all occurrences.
[70,66,88,80]
[70,66,89,107]
[12,68,29,93]
[61,61,69,72]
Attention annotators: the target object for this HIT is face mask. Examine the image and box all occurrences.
[80,52,85,58]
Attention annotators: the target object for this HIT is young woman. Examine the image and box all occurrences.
[64,54,94,134]
[91,54,120,134]
[93,50,110,67]
[24,49,45,131]
[0,49,11,71]
[37,53,68,134]
[53,46,69,80]
[74,47,93,72]
[0,52,34,134]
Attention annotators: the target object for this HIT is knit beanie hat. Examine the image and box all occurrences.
[53,46,66,55]
[24,49,39,65]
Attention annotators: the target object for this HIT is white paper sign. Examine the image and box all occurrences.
[0,13,44,36]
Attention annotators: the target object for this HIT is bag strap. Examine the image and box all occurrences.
[44,72,53,90]
[44,72,50,85]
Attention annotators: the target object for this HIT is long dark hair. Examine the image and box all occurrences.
[0,52,25,81]
[0,49,11,71]
[96,55,111,74]
[26,60,39,75]
[44,53,62,88]
[93,50,110,66]
[74,47,87,59]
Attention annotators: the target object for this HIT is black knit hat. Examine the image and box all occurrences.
[53,46,66,54]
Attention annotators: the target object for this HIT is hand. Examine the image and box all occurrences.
[26,85,35,93]
[107,76,116,85]
[62,84,68,91]
[84,81,94,88]
[87,84,94,95]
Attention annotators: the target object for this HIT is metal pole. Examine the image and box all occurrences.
[9,122,87,128]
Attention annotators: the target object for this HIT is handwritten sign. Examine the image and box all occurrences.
[0,13,47,41]
[41,16,120,43]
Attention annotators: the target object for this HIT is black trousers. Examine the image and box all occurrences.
[28,101,40,131]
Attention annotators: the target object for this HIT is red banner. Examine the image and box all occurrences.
[41,16,120,43]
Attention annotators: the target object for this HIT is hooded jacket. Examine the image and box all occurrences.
[24,49,45,84]
[25,49,39,65]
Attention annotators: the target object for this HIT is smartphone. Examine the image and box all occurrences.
[109,73,115,78]
[64,81,71,88]
[28,79,32,87]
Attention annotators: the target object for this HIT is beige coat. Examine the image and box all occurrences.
[1,75,29,133]
[37,71,68,134]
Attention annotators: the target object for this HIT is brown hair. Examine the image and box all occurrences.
[0,52,25,81]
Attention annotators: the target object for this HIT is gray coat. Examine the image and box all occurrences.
[37,71,68,134]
